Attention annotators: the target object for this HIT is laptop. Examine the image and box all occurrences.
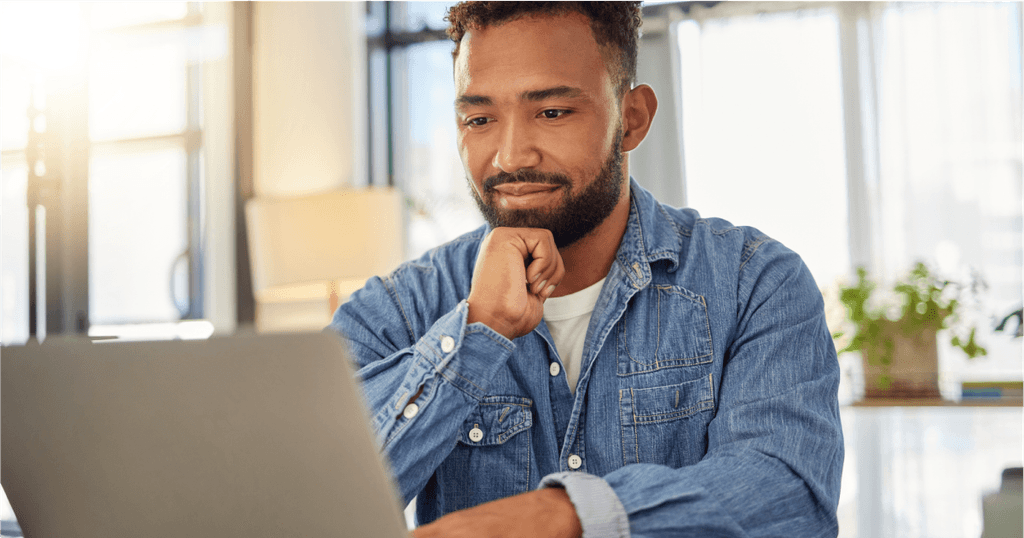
[1,331,410,538]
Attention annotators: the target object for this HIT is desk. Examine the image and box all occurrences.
[839,400,1022,538]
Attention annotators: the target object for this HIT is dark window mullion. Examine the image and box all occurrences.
[184,55,204,319]
[366,2,451,188]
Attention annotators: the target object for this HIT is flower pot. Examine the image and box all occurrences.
[861,320,942,399]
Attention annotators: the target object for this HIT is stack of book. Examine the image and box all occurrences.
[961,381,1023,403]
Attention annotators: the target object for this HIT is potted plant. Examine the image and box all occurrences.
[832,262,987,399]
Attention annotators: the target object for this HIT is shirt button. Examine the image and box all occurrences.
[568,454,582,470]
[402,403,419,419]
[549,362,561,377]
[468,427,484,443]
[440,335,455,353]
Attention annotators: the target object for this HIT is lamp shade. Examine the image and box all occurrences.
[245,188,404,302]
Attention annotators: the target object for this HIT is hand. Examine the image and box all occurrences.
[411,487,582,538]
[467,227,565,340]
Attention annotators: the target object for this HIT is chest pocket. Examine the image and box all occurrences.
[616,284,713,376]
[620,374,714,466]
[435,396,533,514]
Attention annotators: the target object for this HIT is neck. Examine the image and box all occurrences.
[550,181,631,297]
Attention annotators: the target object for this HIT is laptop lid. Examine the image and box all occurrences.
[1,331,409,538]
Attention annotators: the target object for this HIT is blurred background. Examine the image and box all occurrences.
[0,2,1020,537]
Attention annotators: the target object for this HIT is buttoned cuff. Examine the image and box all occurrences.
[540,472,630,538]
[415,300,515,400]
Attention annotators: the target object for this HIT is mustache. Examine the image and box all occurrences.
[482,170,571,191]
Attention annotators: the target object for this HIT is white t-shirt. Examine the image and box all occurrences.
[542,277,606,394]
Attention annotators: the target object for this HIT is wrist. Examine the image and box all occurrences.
[536,487,583,538]
[466,298,515,340]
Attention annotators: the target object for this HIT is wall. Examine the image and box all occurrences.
[250,2,368,331]
[252,2,367,197]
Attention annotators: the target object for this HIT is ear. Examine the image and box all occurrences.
[620,84,658,152]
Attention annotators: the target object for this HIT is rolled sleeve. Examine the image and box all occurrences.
[540,472,630,538]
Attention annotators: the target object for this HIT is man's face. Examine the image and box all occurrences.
[453,13,627,248]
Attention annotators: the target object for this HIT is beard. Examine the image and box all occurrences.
[469,130,625,249]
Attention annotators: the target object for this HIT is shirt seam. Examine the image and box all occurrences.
[739,236,774,273]
[382,273,417,343]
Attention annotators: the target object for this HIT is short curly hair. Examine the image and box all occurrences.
[446,1,643,96]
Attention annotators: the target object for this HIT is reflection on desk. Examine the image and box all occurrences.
[837,402,1023,538]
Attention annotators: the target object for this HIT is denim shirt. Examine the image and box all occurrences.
[328,179,844,537]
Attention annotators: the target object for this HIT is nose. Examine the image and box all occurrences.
[492,118,541,173]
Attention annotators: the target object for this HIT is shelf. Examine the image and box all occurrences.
[850,397,1023,408]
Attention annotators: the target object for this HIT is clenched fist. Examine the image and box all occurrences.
[467,227,565,340]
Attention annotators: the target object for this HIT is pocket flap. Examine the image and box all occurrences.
[626,374,713,424]
[457,396,533,446]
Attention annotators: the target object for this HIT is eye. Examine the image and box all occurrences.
[540,109,571,119]
[464,117,491,127]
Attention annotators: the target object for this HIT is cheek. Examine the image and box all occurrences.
[457,136,486,193]
[460,130,495,161]
[546,129,613,175]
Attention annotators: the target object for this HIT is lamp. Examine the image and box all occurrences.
[245,188,404,332]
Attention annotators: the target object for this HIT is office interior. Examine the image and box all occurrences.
[0,2,1021,537]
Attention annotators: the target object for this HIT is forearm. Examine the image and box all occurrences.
[546,412,842,538]
[334,299,517,503]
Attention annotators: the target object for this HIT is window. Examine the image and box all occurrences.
[675,6,850,286]
[871,2,1022,385]
[661,3,1021,536]
[366,2,483,261]
[1,2,224,344]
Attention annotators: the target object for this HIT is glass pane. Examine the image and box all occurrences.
[0,61,31,151]
[89,34,187,141]
[398,2,450,32]
[1,157,29,345]
[874,3,1022,383]
[397,41,483,260]
[89,144,187,324]
[677,8,849,289]
[0,2,86,78]
[87,2,189,31]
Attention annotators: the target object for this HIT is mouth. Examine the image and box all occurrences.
[490,183,562,209]
[491,183,561,196]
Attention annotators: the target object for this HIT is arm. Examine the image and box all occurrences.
[545,244,844,537]
[328,227,566,506]
[331,280,514,505]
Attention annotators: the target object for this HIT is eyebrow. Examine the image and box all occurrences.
[455,85,587,109]
[520,86,584,102]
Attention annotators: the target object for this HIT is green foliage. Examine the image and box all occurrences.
[833,262,988,366]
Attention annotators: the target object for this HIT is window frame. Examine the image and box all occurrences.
[0,2,214,340]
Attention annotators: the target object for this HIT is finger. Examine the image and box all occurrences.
[520,228,558,263]
[525,255,544,285]
[529,258,559,296]
[526,258,547,294]
[527,255,558,295]
[520,230,560,292]
[548,244,566,292]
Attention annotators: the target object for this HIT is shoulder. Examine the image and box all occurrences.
[656,202,791,272]
[380,225,486,325]
[388,225,486,286]
[333,225,487,347]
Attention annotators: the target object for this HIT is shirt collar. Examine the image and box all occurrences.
[614,177,682,289]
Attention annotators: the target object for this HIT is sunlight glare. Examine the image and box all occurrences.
[0,2,86,75]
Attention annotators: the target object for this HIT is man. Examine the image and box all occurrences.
[329,2,844,537]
